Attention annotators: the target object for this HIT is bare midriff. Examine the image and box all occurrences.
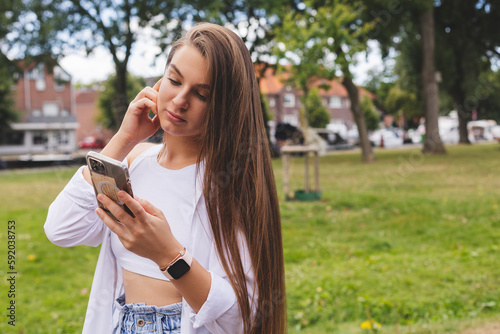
[122,269,182,306]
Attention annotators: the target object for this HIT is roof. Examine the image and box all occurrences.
[257,65,375,99]
[258,67,287,95]
[14,58,71,78]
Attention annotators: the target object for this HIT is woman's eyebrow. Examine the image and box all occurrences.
[170,64,211,90]
[170,64,184,78]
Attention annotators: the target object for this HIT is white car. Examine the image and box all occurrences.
[438,117,459,144]
[468,120,498,142]
[369,128,404,148]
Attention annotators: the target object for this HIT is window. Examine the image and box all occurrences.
[56,130,69,144]
[33,131,48,145]
[54,66,71,91]
[268,97,275,108]
[329,96,342,109]
[28,67,37,80]
[283,115,299,126]
[61,109,69,116]
[43,103,59,117]
[32,109,42,117]
[0,130,24,146]
[34,63,46,91]
[283,93,295,108]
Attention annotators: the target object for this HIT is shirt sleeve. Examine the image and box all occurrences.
[187,232,256,333]
[44,166,107,247]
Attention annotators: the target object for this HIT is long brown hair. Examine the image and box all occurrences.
[166,23,286,333]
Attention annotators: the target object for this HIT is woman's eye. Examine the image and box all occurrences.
[168,78,180,86]
[196,92,208,101]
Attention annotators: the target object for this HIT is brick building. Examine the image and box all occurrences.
[0,61,78,155]
[259,66,375,128]
[74,89,114,144]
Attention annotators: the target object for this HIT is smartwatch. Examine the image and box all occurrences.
[160,247,193,280]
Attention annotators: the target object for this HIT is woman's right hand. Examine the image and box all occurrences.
[116,78,162,146]
[82,78,164,185]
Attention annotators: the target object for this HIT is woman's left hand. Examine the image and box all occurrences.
[95,191,182,267]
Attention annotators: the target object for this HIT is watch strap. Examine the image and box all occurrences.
[160,247,193,280]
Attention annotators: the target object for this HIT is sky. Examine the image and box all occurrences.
[59,38,384,87]
[59,26,170,85]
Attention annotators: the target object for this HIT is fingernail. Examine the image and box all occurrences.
[97,194,104,201]
[118,191,126,198]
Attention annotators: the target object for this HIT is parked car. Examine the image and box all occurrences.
[275,122,305,147]
[438,116,459,144]
[492,125,500,142]
[467,120,498,142]
[326,121,349,142]
[369,128,404,148]
[79,136,105,149]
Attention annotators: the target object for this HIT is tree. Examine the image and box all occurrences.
[304,88,330,128]
[420,3,445,153]
[473,68,500,123]
[363,68,395,115]
[0,54,19,134]
[6,0,187,130]
[0,0,23,132]
[276,0,377,162]
[435,0,500,143]
[362,0,446,154]
[97,73,147,130]
[384,86,420,125]
[192,0,292,151]
[361,95,380,132]
[191,0,287,63]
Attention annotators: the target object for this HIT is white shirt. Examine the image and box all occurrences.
[44,145,255,334]
[110,150,197,281]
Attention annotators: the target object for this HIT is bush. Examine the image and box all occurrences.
[305,88,330,128]
[361,95,380,131]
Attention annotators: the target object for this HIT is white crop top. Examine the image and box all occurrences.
[110,145,197,281]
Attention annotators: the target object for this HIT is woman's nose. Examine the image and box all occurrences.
[172,90,189,110]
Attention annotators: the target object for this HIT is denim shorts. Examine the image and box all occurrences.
[113,295,182,334]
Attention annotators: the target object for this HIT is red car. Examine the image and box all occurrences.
[79,136,105,149]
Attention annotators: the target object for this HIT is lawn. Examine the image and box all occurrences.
[1,143,499,333]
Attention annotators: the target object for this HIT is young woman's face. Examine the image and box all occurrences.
[157,45,210,137]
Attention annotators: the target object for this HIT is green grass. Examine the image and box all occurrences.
[0,167,99,333]
[277,144,500,333]
[1,144,500,333]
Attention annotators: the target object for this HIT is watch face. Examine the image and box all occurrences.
[167,259,191,280]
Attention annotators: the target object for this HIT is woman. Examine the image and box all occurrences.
[45,23,286,333]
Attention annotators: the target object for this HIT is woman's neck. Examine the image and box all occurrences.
[158,133,200,170]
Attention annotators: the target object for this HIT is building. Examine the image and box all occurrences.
[0,61,78,155]
[75,88,114,145]
[258,66,375,128]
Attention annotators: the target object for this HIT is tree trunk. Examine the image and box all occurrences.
[342,76,375,163]
[450,56,471,144]
[113,63,129,130]
[420,7,446,154]
[455,100,471,144]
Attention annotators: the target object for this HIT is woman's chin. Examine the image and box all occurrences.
[161,126,201,139]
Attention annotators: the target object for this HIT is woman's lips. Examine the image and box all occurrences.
[166,110,186,123]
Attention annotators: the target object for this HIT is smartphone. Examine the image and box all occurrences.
[86,151,135,220]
